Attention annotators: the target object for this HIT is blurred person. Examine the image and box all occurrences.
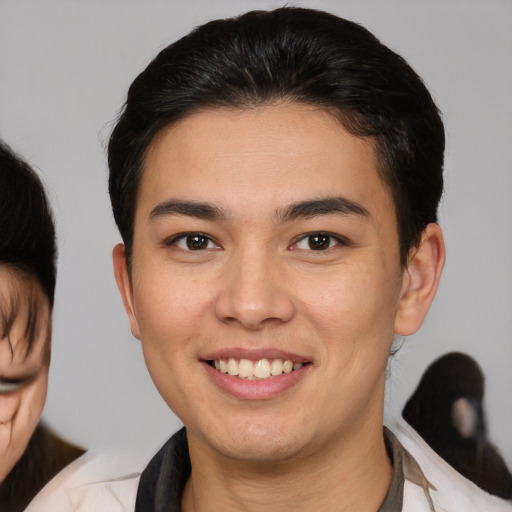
[403,352,512,499]
[0,141,84,511]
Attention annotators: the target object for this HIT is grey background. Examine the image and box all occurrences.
[1,0,511,466]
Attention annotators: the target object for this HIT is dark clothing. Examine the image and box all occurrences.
[0,424,84,512]
[135,429,190,512]
[135,427,434,512]
[426,432,512,499]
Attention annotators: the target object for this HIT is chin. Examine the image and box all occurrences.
[217,437,305,465]
[197,416,314,465]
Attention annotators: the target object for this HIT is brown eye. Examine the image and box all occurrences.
[308,234,331,250]
[293,232,346,252]
[169,233,219,251]
[186,235,209,250]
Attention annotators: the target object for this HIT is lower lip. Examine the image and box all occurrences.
[203,362,310,400]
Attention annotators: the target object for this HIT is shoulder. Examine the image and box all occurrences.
[25,449,141,512]
[0,424,86,511]
[35,424,85,463]
[389,419,512,512]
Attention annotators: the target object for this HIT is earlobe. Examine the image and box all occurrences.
[112,243,141,340]
[394,223,445,336]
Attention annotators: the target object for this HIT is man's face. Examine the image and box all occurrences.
[117,103,409,463]
[0,268,50,480]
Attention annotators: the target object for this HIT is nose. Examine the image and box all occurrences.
[213,248,295,330]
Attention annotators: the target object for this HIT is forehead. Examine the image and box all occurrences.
[138,103,394,221]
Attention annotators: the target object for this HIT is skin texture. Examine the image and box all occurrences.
[114,103,445,511]
[0,267,50,482]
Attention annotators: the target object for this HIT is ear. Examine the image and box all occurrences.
[394,223,445,336]
[112,243,141,340]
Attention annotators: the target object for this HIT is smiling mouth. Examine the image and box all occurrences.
[207,358,307,380]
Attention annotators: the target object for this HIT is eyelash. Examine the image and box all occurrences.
[165,231,348,252]
[0,372,37,389]
[164,233,220,251]
[291,232,349,252]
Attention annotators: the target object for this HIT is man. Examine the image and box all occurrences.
[26,7,512,511]
[0,141,84,511]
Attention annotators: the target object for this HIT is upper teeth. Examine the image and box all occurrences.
[213,358,303,380]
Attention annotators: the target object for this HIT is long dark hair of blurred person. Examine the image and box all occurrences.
[0,141,85,511]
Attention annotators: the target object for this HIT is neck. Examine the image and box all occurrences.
[182,420,392,512]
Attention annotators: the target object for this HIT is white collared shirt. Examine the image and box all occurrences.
[26,420,512,512]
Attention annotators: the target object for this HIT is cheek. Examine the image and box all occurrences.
[0,394,21,424]
[305,264,399,321]
[137,283,209,332]
[20,374,48,431]
[299,261,401,356]
[0,374,48,480]
[134,273,213,361]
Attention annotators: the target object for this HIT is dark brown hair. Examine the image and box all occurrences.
[0,141,56,355]
[108,7,444,267]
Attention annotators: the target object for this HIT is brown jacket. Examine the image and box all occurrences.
[0,423,84,512]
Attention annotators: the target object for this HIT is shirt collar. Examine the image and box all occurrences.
[135,427,434,512]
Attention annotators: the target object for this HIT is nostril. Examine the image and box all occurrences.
[214,299,295,330]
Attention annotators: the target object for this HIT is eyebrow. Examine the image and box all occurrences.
[275,196,370,223]
[149,200,228,221]
[148,196,369,224]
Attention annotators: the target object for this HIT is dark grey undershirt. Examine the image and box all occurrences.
[135,427,433,512]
